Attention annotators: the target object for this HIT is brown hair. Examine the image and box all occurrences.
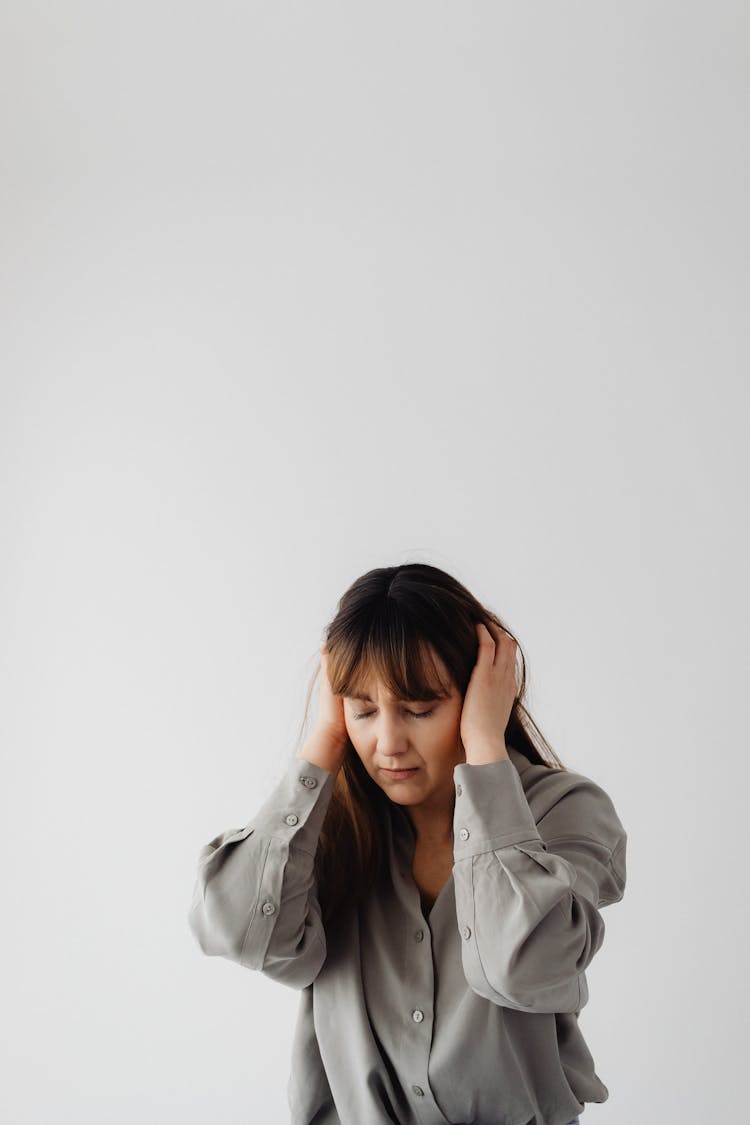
[292,562,567,927]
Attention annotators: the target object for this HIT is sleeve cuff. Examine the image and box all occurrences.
[453,758,543,859]
[241,757,337,857]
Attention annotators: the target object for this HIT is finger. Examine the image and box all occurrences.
[483,621,517,670]
[480,621,501,647]
[476,622,494,647]
[487,620,515,646]
[475,624,496,669]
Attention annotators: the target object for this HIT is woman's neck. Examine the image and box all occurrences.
[407,798,455,849]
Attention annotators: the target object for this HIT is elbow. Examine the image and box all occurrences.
[186,887,251,965]
[186,901,215,958]
[187,891,327,990]
[463,933,588,1014]
[466,959,585,1014]
[258,930,327,990]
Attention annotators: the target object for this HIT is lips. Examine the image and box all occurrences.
[381,767,419,779]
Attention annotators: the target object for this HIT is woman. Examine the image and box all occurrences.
[187,563,627,1124]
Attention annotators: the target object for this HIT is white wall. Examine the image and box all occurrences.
[2,3,748,1122]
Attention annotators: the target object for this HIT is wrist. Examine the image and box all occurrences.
[463,741,510,766]
[298,730,349,775]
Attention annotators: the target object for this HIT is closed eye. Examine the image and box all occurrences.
[352,709,434,721]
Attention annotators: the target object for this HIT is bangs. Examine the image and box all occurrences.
[336,631,454,703]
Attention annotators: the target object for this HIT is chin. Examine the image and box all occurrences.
[383,791,419,806]
[379,780,424,800]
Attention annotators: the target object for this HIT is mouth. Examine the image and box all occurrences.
[380,767,420,780]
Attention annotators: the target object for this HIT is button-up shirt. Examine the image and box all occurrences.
[187,744,627,1125]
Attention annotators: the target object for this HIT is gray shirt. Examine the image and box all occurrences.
[187,744,627,1125]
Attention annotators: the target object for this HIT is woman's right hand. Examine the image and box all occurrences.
[297,643,350,774]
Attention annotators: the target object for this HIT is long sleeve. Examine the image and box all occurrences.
[187,757,336,989]
[451,756,627,1014]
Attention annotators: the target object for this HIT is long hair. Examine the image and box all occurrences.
[292,563,567,928]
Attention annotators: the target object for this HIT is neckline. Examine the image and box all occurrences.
[417,871,453,920]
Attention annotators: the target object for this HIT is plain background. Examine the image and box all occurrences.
[2,3,748,1122]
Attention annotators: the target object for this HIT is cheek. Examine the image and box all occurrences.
[437,710,461,738]
[343,718,365,755]
[345,715,360,745]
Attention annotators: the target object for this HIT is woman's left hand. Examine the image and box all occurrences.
[459,621,517,764]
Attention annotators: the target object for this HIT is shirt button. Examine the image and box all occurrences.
[458,827,470,841]
[300,776,317,788]
[461,925,472,940]
[414,929,424,943]
[456,783,462,796]
[261,901,276,915]
[285,813,299,826]
[411,1085,424,1096]
[412,1009,424,1023]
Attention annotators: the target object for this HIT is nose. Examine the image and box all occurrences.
[374,713,413,760]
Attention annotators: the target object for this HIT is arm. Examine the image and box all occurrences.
[451,757,627,1013]
[187,754,337,989]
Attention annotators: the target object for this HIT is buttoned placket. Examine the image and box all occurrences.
[390,810,454,1125]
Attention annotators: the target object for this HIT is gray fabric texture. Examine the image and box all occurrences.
[188,743,627,1125]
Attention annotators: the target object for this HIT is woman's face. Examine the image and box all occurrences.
[343,651,466,811]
